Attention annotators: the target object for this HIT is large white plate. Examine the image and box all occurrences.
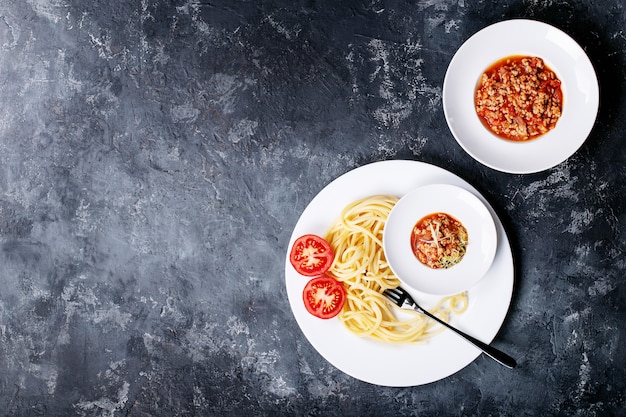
[285,160,514,387]
[443,19,599,174]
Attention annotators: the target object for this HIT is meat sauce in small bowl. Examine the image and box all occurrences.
[410,212,469,270]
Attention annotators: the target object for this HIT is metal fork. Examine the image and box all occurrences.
[383,286,517,369]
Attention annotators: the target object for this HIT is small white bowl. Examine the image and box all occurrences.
[383,184,497,295]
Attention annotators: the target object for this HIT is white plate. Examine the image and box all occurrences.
[384,184,497,295]
[443,19,599,174]
[285,160,514,386]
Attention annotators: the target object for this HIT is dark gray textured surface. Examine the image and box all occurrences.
[0,0,624,416]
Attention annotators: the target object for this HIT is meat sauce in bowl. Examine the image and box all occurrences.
[410,212,468,269]
[475,55,563,141]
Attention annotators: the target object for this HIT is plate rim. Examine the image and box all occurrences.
[284,160,515,387]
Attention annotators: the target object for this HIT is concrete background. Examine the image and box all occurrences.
[0,0,624,415]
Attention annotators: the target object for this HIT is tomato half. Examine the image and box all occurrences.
[302,276,346,319]
[289,234,334,277]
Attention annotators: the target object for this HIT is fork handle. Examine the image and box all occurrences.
[416,306,517,369]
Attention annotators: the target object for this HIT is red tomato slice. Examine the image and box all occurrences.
[289,234,334,277]
[302,276,346,319]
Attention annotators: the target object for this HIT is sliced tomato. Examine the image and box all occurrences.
[289,234,334,277]
[302,276,346,319]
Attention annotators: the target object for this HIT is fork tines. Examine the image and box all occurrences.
[382,288,398,298]
[382,287,404,304]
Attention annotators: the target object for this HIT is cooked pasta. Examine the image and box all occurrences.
[325,195,469,344]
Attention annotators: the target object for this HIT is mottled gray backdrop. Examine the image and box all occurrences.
[0,0,624,416]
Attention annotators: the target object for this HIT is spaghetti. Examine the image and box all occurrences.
[325,195,469,343]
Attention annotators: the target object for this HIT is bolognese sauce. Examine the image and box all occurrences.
[410,212,468,269]
[475,55,563,141]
